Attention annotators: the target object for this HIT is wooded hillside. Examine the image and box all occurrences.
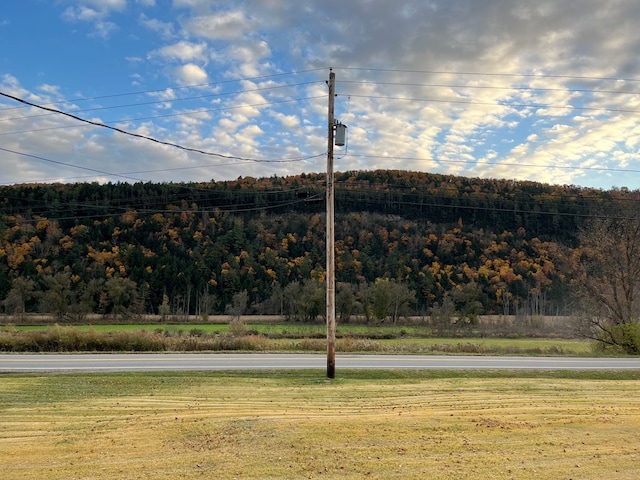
[0,169,636,321]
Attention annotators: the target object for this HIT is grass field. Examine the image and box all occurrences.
[2,370,640,479]
[3,323,594,355]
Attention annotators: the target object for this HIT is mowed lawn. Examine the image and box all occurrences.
[1,370,640,479]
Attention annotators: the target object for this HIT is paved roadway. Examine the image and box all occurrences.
[1,353,640,372]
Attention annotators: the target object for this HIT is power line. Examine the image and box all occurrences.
[3,66,638,188]
[0,90,326,164]
[0,67,327,113]
[338,80,640,97]
[346,153,640,175]
[341,93,640,115]
[0,145,326,186]
[2,81,323,122]
[3,65,633,116]
[0,178,630,222]
[333,189,630,221]
[0,147,146,183]
[335,66,640,84]
[0,95,327,137]
[0,182,324,220]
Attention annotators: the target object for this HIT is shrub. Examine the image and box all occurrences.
[594,321,640,355]
[228,318,249,337]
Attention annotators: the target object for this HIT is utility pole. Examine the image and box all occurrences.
[326,69,336,379]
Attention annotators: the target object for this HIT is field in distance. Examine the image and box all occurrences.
[1,322,593,355]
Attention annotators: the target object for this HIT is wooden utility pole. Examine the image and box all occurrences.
[326,69,336,378]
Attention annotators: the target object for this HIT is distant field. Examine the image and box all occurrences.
[2,370,640,479]
[2,323,593,355]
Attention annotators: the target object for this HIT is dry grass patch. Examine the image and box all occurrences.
[1,371,640,479]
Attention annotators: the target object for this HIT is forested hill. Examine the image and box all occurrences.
[0,169,636,320]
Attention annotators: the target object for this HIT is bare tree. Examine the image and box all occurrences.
[573,211,640,353]
[3,276,36,320]
[226,290,249,336]
[225,290,248,320]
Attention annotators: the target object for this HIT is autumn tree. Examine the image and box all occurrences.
[105,276,137,320]
[450,282,484,324]
[298,279,325,322]
[336,282,358,322]
[371,278,416,324]
[572,211,640,353]
[78,278,105,319]
[279,279,325,322]
[39,271,74,320]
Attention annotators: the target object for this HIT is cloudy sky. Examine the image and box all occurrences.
[2,0,640,189]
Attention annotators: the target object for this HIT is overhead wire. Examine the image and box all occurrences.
[345,153,640,175]
[339,93,640,115]
[337,80,640,97]
[0,67,328,113]
[0,146,147,183]
[0,146,326,187]
[335,66,640,84]
[0,181,326,220]
[332,178,628,209]
[3,65,640,186]
[0,90,326,164]
[2,81,324,122]
[0,94,327,137]
[333,190,631,221]
[0,176,630,223]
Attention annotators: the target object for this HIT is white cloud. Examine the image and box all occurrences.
[61,1,125,38]
[91,20,118,38]
[227,40,271,77]
[237,124,264,146]
[62,6,102,22]
[61,0,126,19]
[151,40,208,63]
[182,10,252,40]
[270,112,300,129]
[148,88,176,101]
[172,63,209,85]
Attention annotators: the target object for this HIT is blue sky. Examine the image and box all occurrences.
[2,1,640,189]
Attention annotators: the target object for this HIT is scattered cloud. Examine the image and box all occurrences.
[60,1,124,38]
[181,10,253,41]
[172,63,208,86]
[3,1,640,189]
[151,40,209,63]
[139,13,175,39]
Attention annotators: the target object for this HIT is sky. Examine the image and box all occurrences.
[2,1,640,189]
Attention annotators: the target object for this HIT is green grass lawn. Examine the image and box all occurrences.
[2,370,640,479]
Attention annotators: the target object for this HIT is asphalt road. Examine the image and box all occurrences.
[1,353,640,372]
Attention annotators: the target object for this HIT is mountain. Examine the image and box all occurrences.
[0,170,635,320]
